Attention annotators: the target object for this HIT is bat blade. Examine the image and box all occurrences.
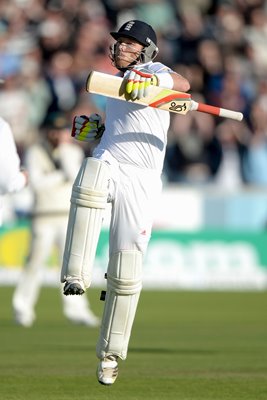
[86,71,243,121]
[86,71,191,115]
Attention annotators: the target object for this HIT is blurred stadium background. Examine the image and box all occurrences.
[1,2,267,399]
[1,0,267,291]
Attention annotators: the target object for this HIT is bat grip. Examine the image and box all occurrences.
[191,100,243,121]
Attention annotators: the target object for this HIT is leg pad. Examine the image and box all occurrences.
[96,250,142,360]
[61,157,110,289]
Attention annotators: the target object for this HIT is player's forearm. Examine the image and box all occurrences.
[170,72,190,92]
[155,71,190,92]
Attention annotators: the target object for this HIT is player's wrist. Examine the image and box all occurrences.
[156,73,173,89]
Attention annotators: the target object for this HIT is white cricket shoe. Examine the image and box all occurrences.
[14,310,34,327]
[97,355,118,385]
[67,313,100,327]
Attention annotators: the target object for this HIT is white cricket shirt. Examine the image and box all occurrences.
[93,62,172,172]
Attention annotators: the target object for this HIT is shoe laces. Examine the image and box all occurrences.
[101,355,118,378]
[105,355,117,362]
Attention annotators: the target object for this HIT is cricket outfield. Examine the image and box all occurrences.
[0,287,267,400]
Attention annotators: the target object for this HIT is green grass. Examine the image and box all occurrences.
[1,287,267,399]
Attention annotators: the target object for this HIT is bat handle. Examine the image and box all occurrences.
[190,100,243,121]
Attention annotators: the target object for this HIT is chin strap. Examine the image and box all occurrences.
[109,43,142,72]
[115,60,140,72]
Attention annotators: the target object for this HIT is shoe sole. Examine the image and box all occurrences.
[63,282,85,295]
[98,380,113,386]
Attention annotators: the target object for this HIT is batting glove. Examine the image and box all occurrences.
[71,114,105,142]
[126,68,158,100]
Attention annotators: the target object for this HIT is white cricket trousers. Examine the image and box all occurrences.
[106,161,162,256]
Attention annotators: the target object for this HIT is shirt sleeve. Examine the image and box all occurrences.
[0,118,27,195]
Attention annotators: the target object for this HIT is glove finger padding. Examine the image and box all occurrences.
[89,114,105,140]
[126,69,158,100]
[72,114,105,142]
[71,116,88,137]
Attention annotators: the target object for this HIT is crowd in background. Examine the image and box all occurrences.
[1,0,267,195]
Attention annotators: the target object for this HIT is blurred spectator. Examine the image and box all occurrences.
[174,5,210,66]
[164,104,223,184]
[71,18,116,87]
[212,2,246,50]
[12,112,99,327]
[43,50,77,116]
[0,61,35,154]
[37,3,74,62]
[20,45,52,130]
[214,96,267,189]
[244,6,267,77]
[197,39,224,105]
[213,119,250,190]
[242,96,267,186]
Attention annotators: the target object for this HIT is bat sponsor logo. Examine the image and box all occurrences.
[149,93,190,109]
[169,102,187,112]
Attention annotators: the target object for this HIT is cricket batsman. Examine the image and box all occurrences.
[60,20,190,385]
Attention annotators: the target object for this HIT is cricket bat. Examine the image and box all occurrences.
[86,71,243,121]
